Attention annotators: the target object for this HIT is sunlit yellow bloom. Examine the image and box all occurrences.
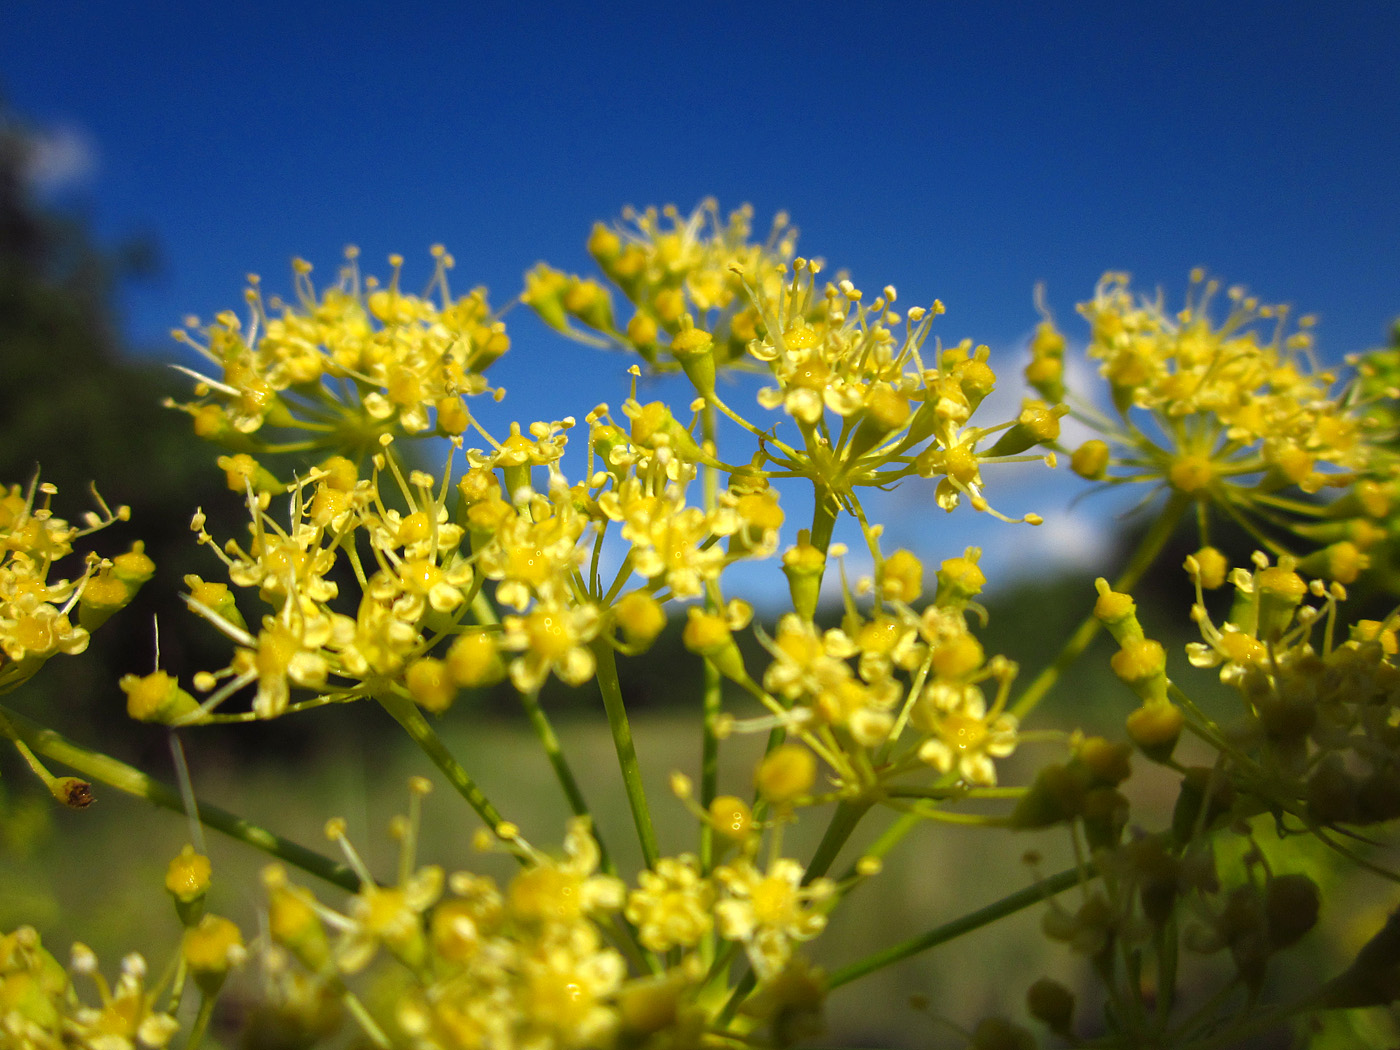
[0,479,132,694]
[171,247,506,455]
[499,600,602,692]
[1066,271,1375,548]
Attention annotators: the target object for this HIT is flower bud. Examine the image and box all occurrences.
[881,550,924,604]
[1172,767,1235,844]
[682,609,746,681]
[614,591,667,648]
[669,317,716,399]
[1092,579,1142,645]
[217,453,283,496]
[1186,546,1229,589]
[782,539,826,623]
[562,277,615,332]
[1070,440,1110,480]
[847,384,912,459]
[1300,540,1369,585]
[79,543,156,631]
[1125,701,1184,762]
[263,867,332,971]
[1075,737,1132,787]
[935,548,985,606]
[522,264,570,331]
[586,222,621,265]
[1010,763,1084,828]
[618,972,686,1036]
[1026,977,1075,1033]
[709,796,754,842]
[1167,454,1215,495]
[406,657,456,713]
[756,744,816,805]
[120,670,201,724]
[166,845,212,926]
[435,396,470,436]
[185,575,246,631]
[1110,638,1168,703]
[986,400,1064,457]
[1025,355,1065,403]
[1306,755,1358,825]
[1256,563,1307,641]
[183,914,245,997]
[446,632,504,689]
[1265,873,1320,950]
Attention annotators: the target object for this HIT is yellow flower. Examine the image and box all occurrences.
[714,858,834,982]
[508,818,625,928]
[499,600,602,692]
[171,247,506,454]
[624,855,715,952]
[1068,271,1374,546]
[65,946,181,1050]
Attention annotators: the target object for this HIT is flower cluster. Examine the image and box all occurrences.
[10,205,1400,1050]
[1,842,244,1050]
[170,247,508,458]
[259,787,839,1050]
[531,205,1057,529]
[524,199,796,372]
[0,478,147,696]
[1183,550,1400,831]
[1048,270,1377,554]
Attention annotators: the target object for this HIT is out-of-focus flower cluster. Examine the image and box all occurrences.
[251,785,840,1050]
[1184,550,1400,832]
[1,841,245,1050]
[524,199,796,372]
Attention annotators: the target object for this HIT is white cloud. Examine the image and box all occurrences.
[20,124,98,194]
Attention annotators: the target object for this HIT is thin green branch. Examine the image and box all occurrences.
[374,688,509,835]
[591,640,659,868]
[518,687,614,875]
[826,865,1084,989]
[0,704,356,891]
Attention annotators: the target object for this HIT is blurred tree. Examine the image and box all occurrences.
[0,103,320,767]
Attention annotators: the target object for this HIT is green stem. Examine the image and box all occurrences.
[184,994,216,1050]
[803,800,872,883]
[700,659,722,875]
[374,689,508,834]
[826,865,1085,989]
[591,640,659,869]
[792,484,841,623]
[1010,492,1189,721]
[518,687,613,875]
[342,990,393,1049]
[809,484,839,555]
[700,401,722,874]
[0,704,356,892]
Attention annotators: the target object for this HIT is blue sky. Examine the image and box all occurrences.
[5,1,1399,584]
